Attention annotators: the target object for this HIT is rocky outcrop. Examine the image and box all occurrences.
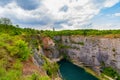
[54,35,120,74]
[22,56,46,76]
[32,37,62,80]
[32,44,62,80]
[32,35,120,76]
[33,48,44,66]
[42,37,60,59]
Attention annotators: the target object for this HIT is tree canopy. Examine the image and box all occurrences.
[0,17,12,25]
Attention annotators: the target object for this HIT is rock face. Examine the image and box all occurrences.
[42,37,60,59]
[54,35,120,73]
[33,48,44,66]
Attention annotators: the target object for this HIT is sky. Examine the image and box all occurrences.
[0,0,120,30]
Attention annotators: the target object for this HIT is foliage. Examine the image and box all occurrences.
[0,34,31,61]
[0,59,22,80]
[77,42,84,45]
[0,19,53,80]
[44,62,59,77]
[2,18,120,80]
[0,24,22,35]
[42,29,120,38]
[1,70,22,80]
[31,73,50,80]
[0,24,40,36]
[43,56,59,77]
[103,67,120,79]
[0,31,31,79]
[112,48,116,52]
[71,41,84,45]
[13,60,23,70]
[23,73,50,80]
[0,17,12,25]
[58,44,71,49]
[61,52,70,60]
[15,40,31,60]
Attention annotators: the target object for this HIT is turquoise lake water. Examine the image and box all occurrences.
[58,59,99,80]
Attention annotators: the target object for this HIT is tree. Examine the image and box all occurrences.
[16,25,19,28]
[0,18,12,25]
[53,27,55,31]
[83,30,87,36]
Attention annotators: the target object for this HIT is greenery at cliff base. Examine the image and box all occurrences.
[102,67,120,80]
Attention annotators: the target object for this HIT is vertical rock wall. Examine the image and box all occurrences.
[54,36,120,73]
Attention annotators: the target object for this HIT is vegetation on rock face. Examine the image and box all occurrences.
[0,34,31,60]
[23,73,50,80]
[71,41,84,46]
[42,55,59,78]
[103,67,120,80]
[0,31,31,79]
[0,19,50,80]
[112,48,116,52]
[58,44,71,49]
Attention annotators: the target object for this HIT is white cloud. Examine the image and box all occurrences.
[0,1,53,25]
[41,0,119,29]
[0,2,43,20]
[114,13,120,17]
[104,0,119,7]
[0,0,119,30]
[91,23,120,30]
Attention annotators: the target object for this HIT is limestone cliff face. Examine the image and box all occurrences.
[32,37,62,80]
[34,35,120,75]
[54,35,120,73]
[42,37,60,59]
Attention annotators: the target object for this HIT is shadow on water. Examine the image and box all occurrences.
[58,59,99,80]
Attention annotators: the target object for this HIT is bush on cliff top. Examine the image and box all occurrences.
[42,29,120,38]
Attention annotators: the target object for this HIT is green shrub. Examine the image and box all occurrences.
[15,40,31,60]
[39,76,50,80]
[112,48,116,52]
[8,40,31,61]
[43,62,59,77]
[103,67,120,79]
[0,67,6,77]
[13,60,23,70]
[58,44,71,49]
[43,57,59,77]
[77,42,84,45]
[23,73,50,80]
[0,64,22,80]
[3,70,21,80]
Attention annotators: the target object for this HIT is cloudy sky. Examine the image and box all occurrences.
[0,0,120,30]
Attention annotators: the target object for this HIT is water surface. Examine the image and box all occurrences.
[58,59,98,80]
